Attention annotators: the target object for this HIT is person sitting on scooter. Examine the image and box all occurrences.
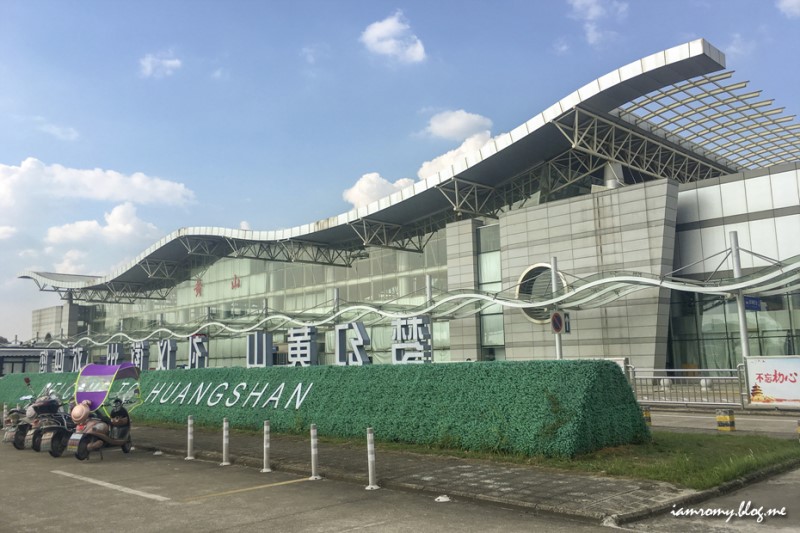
[109,398,130,440]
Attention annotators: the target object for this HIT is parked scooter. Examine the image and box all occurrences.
[66,363,141,461]
[2,403,32,449]
[36,408,77,457]
[69,398,132,460]
[2,377,62,451]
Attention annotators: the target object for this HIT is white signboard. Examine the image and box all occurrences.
[746,356,800,408]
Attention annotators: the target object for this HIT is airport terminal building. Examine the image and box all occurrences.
[17,39,800,373]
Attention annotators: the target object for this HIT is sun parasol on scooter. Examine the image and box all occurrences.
[69,363,142,460]
[72,362,142,417]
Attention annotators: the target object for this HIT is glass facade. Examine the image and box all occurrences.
[669,291,800,369]
[85,232,450,367]
[477,224,504,360]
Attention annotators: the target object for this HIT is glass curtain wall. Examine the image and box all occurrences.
[477,224,504,360]
[669,290,800,369]
[90,231,450,366]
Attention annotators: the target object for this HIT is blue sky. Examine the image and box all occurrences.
[1,0,799,341]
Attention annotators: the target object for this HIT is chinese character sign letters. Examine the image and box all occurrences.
[53,349,65,373]
[70,346,88,372]
[746,357,800,406]
[247,332,274,368]
[287,327,318,366]
[189,335,208,369]
[391,316,432,364]
[106,343,123,365]
[131,341,150,370]
[39,350,52,373]
[157,339,177,370]
[335,322,371,366]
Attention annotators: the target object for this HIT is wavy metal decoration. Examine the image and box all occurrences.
[44,254,800,349]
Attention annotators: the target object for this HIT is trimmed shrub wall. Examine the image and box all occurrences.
[0,360,649,457]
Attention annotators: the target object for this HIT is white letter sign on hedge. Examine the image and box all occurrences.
[173,383,192,404]
[207,383,229,406]
[243,382,271,407]
[142,380,315,411]
[226,382,248,407]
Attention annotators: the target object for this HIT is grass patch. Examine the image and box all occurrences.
[520,431,800,490]
[372,431,800,490]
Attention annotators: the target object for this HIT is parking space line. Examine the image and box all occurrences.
[52,470,171,501]
[182,478,310,502]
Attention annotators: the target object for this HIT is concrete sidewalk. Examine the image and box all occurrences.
[129,419,799,526]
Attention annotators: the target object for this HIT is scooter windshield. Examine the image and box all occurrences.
[74,363,142,413]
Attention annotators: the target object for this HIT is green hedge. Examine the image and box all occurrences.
[0,360,649,457]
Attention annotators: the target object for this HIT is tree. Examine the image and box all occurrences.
[0,336,9,345]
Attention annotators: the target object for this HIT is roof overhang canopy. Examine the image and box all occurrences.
[20,39,800,303]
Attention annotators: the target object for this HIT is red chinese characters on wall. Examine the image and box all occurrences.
[194,277,203,297]
[231,274,241,290]
[754,370,798,384]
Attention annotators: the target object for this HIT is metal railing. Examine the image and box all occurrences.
[628,365,747,407]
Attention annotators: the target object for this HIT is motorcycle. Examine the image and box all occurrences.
[36,408,77,457]
[2,377,65,452]
[2,399,33,449]
[67,363,142,461]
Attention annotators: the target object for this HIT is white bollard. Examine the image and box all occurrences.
[309,424,321,480]
[185,415,195,460]
[260,420,272,473]
[366,427,379,490]
[2,403,7,429]
[220,417,231,466]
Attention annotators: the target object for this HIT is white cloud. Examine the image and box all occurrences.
[54,249,89,274]
[777,0,800,17]
[239,220,251,230]
[0,158,194,209]
[566,0,628,47]
[0,225,16,239]
[360,11,426,63]
[552,38,570,55]
[425,110,493,141]
[45,202,159,245]
[211,68,228,80]
[36,120,80,141]
[300,44,330,65]
[725,33,757,58]
[417,131,492,180]
[139,50,182,78]
[343,172,415,209]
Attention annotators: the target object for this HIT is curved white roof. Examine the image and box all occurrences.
[20,38,800,300]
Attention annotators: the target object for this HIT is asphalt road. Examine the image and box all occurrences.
[3,410,798,532]
[650,410,800,437]
[0,442,610,533]
[629,467,800,532]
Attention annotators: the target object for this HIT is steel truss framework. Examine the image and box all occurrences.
[618,71,800,169]
[552,107,735,183]
[22,61,800,305]
[25,278,174,304]
[27,99,754,305]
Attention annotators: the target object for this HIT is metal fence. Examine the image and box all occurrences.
[627,365,747,407]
